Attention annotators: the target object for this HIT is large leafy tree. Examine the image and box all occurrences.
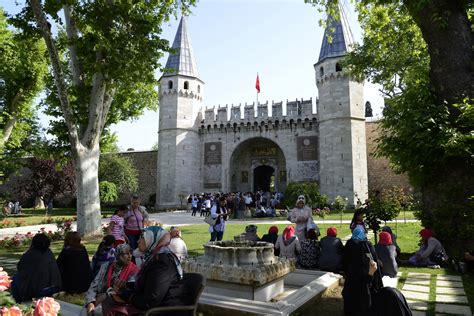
[99,153,138,195]
[308,0,473,252]
[0,7,47,154]
[10,1,195,235]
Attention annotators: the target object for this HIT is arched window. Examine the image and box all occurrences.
[319,67,324,77]
[336,63,342,72]
[184,81,189,90]
[197,85,201,93]
[168,80,173,89]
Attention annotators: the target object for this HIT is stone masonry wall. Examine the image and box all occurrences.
[365,121,412,192]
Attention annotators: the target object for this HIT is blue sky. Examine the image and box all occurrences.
[1,0,384,151]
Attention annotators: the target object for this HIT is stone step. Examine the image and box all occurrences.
[412,311,426,316]
[407,272,431,280]
[401,290,429,301]
[436,280,464,288]
[435,303,472,315]
[435,294,468,304]
[407,300,428,311]
[404,278,430,286]
[436,275,462,282]
[402,284,430,293]
[435,286,466,295]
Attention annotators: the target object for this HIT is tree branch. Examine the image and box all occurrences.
[63,4,84,88]
[30,0,79,150]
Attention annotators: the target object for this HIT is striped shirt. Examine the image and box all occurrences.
[110,215,125,241]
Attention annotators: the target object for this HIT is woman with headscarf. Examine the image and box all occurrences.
[242,224,260,242]
[275,225,301,259]
[168,226,188,261]
[408,228,448,267]
[297,225,320,269]
[11,234,62,303]
[85,244,138,316]
[117,225,190,312]
[381,226,401,257]
[375,231,398,277]
[261,226,280,256]
[342,227,382,316]
[56,231,92,294]
[319,227,344,273]
[289,195,319,241]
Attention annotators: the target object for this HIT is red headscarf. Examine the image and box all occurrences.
[269,226,279,235]
[283,226,295,241]
[419,228,433,239]
[327,227,337,237]
[378,231,392,245]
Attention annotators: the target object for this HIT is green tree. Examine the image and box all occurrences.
[283,182,327,208]
[99,153,138,195]
[99,181,118,204]
[10,1,195,235]
[0,7,47,153]
[307,0,473,251]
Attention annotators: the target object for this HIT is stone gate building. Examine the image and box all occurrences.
[156,10,368,209]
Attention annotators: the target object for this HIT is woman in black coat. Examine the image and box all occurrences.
[11,234,62,303]
[56,231,92,293]
[342,227,382,316]
[119,226,189,311]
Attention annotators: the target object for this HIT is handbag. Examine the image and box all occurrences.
[204,216,217,226]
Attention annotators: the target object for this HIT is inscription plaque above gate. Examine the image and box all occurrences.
[251,147,277,157]
[297,136,318,161]
[204,142,222,165]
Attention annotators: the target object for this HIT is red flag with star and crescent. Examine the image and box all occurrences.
[255,74,260,93]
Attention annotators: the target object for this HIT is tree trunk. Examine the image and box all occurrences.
[74,144,102,236]
[406,0,474,106]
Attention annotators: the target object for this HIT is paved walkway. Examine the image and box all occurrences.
[0,210,419,238]
[401,272,472,315]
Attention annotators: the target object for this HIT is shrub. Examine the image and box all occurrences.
[283,182,327,208]
[99,181,118,203]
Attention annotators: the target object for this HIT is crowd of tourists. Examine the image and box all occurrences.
[10,195,190,315]
[188,191,283,218]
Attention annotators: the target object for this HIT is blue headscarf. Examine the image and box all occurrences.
[142,226,168,262]
[352,227,367,241]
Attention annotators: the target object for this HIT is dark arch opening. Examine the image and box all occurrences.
[184,81,189,90]
[253,165,275,192]
[168,80,173,89]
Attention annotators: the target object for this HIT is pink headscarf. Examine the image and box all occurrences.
[283,226,295,241]
[269,226,279,235]
[327,227,337,237]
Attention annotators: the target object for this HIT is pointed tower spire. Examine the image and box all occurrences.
[317,3,354,63]
[163,17,199,78]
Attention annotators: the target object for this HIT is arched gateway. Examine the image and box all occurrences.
[229,138,286,192]
[156,12,369,209]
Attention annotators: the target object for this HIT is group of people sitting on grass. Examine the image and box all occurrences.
[10,197,190,315]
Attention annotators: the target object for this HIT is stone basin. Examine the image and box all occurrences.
[203,240,276,266]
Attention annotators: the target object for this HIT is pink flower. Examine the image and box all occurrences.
[33,297,60,316]
[0,267,11,291]
[0,306,10,316]
[8,306,21,316]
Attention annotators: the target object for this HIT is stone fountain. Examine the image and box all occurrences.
[183,236,343,315]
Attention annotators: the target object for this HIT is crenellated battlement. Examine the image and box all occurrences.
[200,98,317,126]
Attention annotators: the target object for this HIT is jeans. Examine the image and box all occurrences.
[210,231,224,241]
[127,233,140,250]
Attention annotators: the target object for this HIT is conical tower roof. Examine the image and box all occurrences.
[163,17,199,78]
[317,3,354,63]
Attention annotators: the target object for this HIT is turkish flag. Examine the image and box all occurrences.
[255,74,260,93]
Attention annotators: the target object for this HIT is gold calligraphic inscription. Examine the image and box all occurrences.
[251,147,277,157]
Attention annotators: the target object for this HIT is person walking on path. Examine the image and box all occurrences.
[289,195,319,241]
[108,205,129,247]
[209,196,228,241]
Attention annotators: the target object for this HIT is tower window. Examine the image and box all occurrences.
[168,80,173,89]
[184,81,189,90]
[319,67,324,77]
[198,85,201,93]
[336,63,342,72]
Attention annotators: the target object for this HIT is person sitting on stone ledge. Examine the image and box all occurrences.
[297,224,320,269]
[318,227,344,273]
[85,244,138,316]
[375,231,398,278]
[11,233,62,303]
[261,226,280,256]
[168,226,188,261]
[242,224,260,242]
[275,225,301,259]
[56,231,92,294]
